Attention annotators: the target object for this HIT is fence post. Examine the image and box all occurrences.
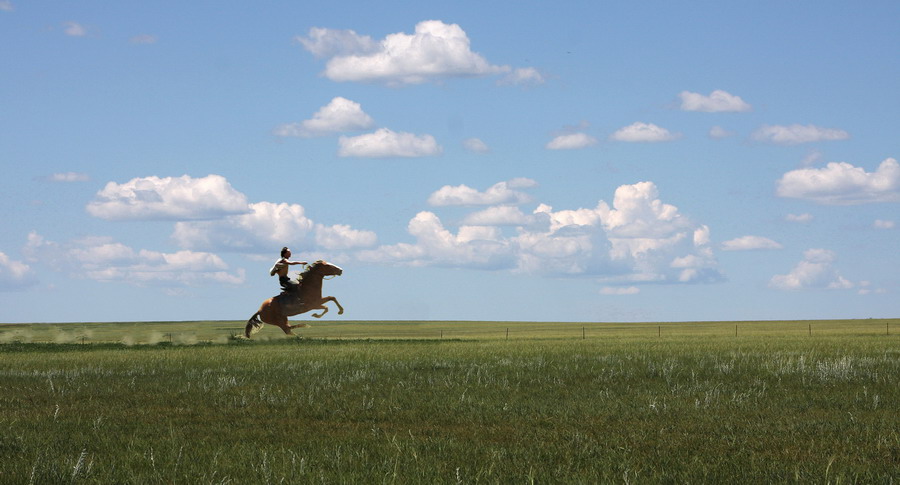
[506,328,509,340]
[582,326,585,340]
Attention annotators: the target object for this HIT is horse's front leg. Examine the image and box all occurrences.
[312,305,329,318]
[324,296,344,315]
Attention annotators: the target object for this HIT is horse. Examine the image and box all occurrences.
[245,260,344,338]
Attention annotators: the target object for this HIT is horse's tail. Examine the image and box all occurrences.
[245,312,263,338]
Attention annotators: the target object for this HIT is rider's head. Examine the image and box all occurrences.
[281,247,290,258]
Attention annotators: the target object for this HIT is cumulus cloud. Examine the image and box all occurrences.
[24,232,244,287]
[590,183,720,284]
[462,138,490,153]
[0,251,37,290]
[769,249,853,291]
[358,211,514,269]
[679,90,751,112]
[721,236,783,251]
[295,26,378,58]
[752,124,850,145]
[172,201,315,252]
[428,179,536,206]
[315,224,378,250]
[338,128,441,158]
[776,158,900,204]
[362,179,722,285]
[873,219,895,229]
[546,132,598,150]
[274,97,375,138]
[172,199,377,254]
[297,20,536,86]
[461,206,533,226]
[87,174,251,221]
[610,122,680,142]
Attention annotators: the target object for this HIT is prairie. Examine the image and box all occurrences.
[0,319,898,483]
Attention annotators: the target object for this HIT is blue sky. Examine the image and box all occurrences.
[1,1,898,323]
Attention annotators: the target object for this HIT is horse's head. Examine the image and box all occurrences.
[310,260,343,277]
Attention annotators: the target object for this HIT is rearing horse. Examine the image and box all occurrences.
[245,260,344,338]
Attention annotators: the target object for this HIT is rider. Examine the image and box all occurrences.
[270,247,308,293]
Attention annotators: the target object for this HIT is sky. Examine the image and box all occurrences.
[1,1,898,324]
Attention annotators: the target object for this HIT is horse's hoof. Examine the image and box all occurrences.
[338,310,344,315]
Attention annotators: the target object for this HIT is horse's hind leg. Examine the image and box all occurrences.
[272,315,294,335]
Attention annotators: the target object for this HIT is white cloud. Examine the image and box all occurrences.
[172,201,315,252]
[600,286,640,295]
[770,249,853,291]
[752,124,850,145]
[428,179,536,206]
[721,236,783,251]
[298,20,534,86]
[364,179,721,285]
[46,172,90,183]
[679,90,751,112]
[130,34,157,44]
[499,67,546,86]
[172,200,378,255]
[296,27,378,58]
[776,158,900,204]
[462,138,490,153]
[0,251,36,290]
[63,21,87,37]
[546,132,598,150]
[0,1,14,12]
[86,174,251,221]
[274,97,374,138]
[801,150,824,167]
[24,232,244,287]
[708,126,734,139]
[785,213,814,223]
[357,211,513,269]
[315,224,378,250]
[338,128,441,158]
[874,219,895,229]
[461,206,533,226]
[856,281,887,296]
[610,122,680,142]
[527,183,721,283]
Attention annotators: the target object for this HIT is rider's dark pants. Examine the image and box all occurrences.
[279,275,297,292]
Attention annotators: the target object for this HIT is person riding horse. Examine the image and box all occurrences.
[247,259,344,337]
[270,247,307,293]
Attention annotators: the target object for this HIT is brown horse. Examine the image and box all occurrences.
[245,260,344,338]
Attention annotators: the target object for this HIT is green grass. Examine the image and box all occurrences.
[1,318,896,344]
[0,320,898,483]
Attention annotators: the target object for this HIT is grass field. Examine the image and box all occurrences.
[1,318,897,344]
[1,319,898,483]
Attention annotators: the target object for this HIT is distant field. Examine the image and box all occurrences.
[1,319,898,482]
[1,318,897,344]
